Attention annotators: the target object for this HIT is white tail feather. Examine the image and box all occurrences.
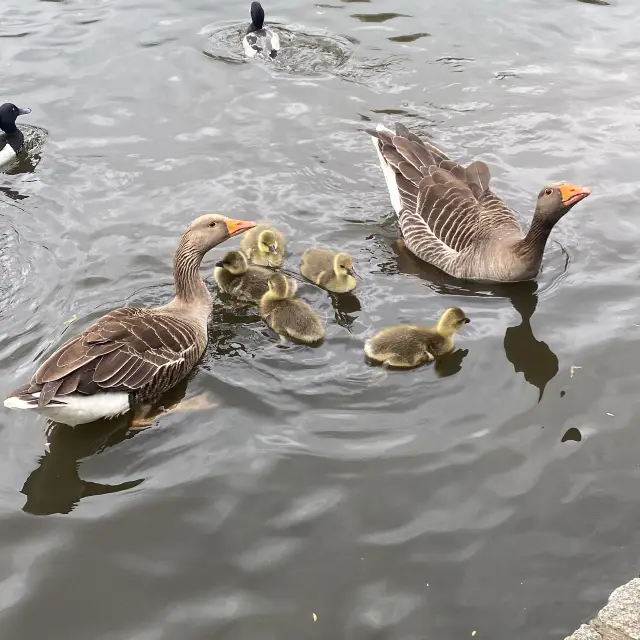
[4,391,130,426]
[370,124,402,215]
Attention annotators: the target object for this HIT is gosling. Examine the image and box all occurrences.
[260,273,324,344]
[214,250,273,303]
[300,248,358,293]
[240,224,286,267]
[364,307,470,369]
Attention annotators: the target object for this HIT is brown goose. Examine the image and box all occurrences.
[4,214,256,426]
[367,123,591,282]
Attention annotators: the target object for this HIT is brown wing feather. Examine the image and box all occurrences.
[368,123,521,258]
[27,308,203,407]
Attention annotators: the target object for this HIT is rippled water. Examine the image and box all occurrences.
[1,0,640,637]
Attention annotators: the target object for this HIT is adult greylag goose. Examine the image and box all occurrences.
[4,214,256,426]
[366,123,591,282]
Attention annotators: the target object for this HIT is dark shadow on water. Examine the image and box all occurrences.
[21,377,199,516]
[351,13,410,23]
[387,239,559,400]
[329,290,361,331]
[435,348,468,378]
[388,32,431,43]
[22,418,144,516]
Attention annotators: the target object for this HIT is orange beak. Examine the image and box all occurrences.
[559,183,591,207]
[223,217,256,238]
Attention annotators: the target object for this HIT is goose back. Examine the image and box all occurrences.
[9,307,207,409]
[368,123,530,280]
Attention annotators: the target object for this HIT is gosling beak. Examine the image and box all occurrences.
[464,318,471,324]
[17,108,31,116]
[268,245,278,254]
[347,267,360,280]
[215,260,225,268]
[224,217,256,238]
[559,183,591,207]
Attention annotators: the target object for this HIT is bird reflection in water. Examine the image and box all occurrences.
[328,290,361,331]
[20,377,210,516]
[386,239,559,397]
[22,418,144,516]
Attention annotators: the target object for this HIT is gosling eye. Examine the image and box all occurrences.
[340,265,345,269]
[544,188,553,196]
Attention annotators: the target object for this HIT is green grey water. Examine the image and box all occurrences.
[0,0,638,638]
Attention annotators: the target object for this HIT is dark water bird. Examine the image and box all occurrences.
[366,122,591,282]
[365,307,470,369]
[300,248,358,293]
[214,249,273,303]
[4,214,256,427]
[0,103,32,169]
[260,273,324,344]
[243,1,280,59]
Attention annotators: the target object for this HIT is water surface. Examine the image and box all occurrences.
[1,0,640,638]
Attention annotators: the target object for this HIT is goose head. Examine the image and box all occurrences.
[267,272,296,300]
[215,250,249,275]
[184,214,256,254]
[0,103,31,134]
[436,307,470,338]
[535,183,591,225]
[333,252,358,279]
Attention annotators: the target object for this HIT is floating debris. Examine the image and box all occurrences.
[63,314,78,325]
[312,613,318,622]
[570,365,581,378]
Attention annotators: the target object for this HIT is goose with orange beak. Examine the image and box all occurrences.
[4,214,256,426]
[366,122,592,282]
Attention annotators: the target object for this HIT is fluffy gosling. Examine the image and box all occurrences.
[300,248,358,293]
[364,307,470,369]
[214,249,273,303]
[259,273,324,344]
[240,224,286,267]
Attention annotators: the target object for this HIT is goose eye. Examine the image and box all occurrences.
[544,188,553,196]
[209,221,217,228]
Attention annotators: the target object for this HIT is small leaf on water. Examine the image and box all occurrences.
[63,314,78,325]
[312,613,317,622]
[472,632,476,637]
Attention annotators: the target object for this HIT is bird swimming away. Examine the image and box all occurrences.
[4,214,256,427]
[364,307,470,369]
[0,103,32,170]
[366,122,591,282]
[243,1,280,59]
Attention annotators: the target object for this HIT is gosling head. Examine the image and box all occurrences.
[535,183,591,225]
[215,250,249,276]
[333,252,357,279]
[436,307,470,337]
[267,272,296,300]
[258,230,279,257]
